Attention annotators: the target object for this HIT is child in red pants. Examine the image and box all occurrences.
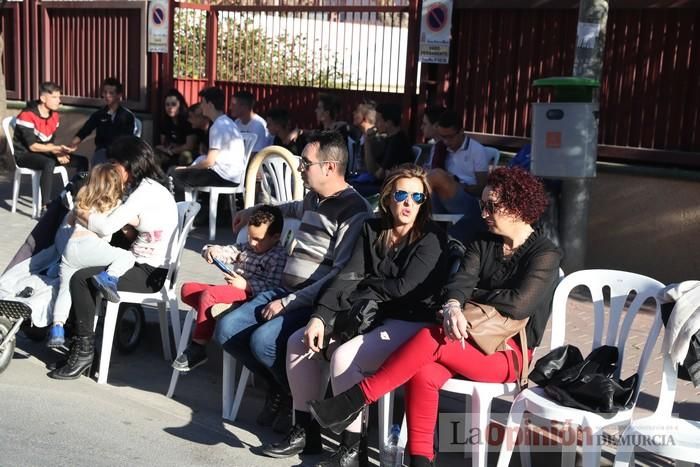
[172,205,287,372]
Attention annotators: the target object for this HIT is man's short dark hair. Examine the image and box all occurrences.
[437,110,463,131]
[305,130,348,174]
[199,87,226,112]
[376,103,402,127]
[249,204,284,237]
[39,81,62,95]
[424,106,446,125]
[318,94,341,119]
[266,108,290,128]
[102,77,124,95]
[233,90,255,109]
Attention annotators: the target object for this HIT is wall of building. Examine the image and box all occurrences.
[586,165,700,283]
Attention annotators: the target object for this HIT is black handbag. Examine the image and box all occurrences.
[530,345,638,416]
[331,299,381,343]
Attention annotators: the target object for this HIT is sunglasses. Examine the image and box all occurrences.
[299,158,329,170]
[393,190,426,205]
[479,199,498,215]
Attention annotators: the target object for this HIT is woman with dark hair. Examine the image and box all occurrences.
[307,167,562,467]
[260,164,450,466]
[156,89,197,170]
[49,136,178,379]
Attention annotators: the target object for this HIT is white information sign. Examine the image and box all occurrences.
[419,0,453,64]
[148,0,169,54]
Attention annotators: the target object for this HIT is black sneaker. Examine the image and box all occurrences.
[260,424,322,458]
[171,343,208,372]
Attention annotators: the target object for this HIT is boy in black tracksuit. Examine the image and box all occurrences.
[13,81,88,212]
[70,77,135,165]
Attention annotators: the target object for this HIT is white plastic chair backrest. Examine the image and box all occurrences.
[2,116,16,157]
[261,155,298,204]
[165,201,201,289]
[412,145,422,163]
[484,146,500,167]
[134,118,143,137]
[235,217,301,249]
[549,269,664,400]
[241,133,258,161]
[655,346,682,417]
[243,146,304,209]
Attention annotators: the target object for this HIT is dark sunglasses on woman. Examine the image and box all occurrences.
[479,199,497,215]
[393,190,426,205]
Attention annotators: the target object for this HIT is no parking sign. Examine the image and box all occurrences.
[148,0,169,54]
[419,0,453,64]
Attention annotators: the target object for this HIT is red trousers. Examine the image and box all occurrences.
[359,325,532,460]
[180,282,248,341]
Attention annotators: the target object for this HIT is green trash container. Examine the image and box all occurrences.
[531,77,600,178]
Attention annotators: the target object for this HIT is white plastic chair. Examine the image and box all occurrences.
[184,133,256,241]
[3,116,69,218]
[496,269,665,467]
[380,269,566,467]
[168,148,304,406]
[93,201,200,385]
[613,332,700,467]
[259,154,300,204]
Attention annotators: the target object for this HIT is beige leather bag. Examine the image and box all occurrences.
[462,301,530,388]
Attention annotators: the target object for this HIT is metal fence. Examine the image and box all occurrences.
[172,1,417,128]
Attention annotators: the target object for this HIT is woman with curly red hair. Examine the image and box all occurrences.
[307,167,562,467]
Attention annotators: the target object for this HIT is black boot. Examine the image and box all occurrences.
[409,454,435,467]
[272,394,293,434]
[308,384,366,435]
[48,335,95,380]
[261,410,322,458]
[315,431,367,467]
[257,388,289,427]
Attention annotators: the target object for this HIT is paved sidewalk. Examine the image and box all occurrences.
[0,172,697,466]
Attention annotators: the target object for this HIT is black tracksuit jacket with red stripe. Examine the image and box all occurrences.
[13,100,60,157]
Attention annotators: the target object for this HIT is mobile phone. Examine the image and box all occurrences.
[212,258,234,275]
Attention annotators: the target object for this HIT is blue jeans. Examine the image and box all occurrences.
[214,288,312,391]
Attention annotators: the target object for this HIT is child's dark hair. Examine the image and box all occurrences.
[248,205,283,237]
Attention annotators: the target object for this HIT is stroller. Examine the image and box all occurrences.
[0,174,144,375]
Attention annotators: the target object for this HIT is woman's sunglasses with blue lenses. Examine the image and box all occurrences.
[393,190,426,205]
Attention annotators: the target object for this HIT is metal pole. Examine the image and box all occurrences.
[559,0,608,273]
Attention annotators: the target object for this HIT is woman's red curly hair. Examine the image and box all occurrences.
[488,167,548,224]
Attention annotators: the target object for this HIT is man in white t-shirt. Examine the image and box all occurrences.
[231,90,270,153]
[427,111,489,243]
[172,87,246,189]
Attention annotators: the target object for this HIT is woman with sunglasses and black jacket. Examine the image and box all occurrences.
[307,167,562,467]
[260,164,450,466]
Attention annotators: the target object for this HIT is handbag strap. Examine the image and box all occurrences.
[513,328,529,390]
